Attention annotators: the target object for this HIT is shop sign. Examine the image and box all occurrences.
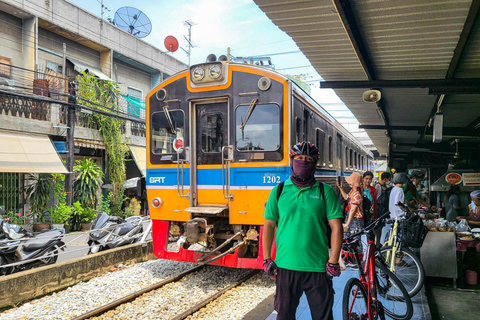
[463,173,480,186]
[445,172,462,185]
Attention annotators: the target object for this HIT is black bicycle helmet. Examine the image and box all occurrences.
[289,141,319,159]
[409,170,425,179]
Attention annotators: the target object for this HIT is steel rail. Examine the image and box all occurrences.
[171,269,260,320]
[71,265,205,320]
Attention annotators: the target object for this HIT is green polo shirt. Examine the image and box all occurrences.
[264,178,343,272]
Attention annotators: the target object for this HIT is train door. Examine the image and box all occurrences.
[191,99,229,206]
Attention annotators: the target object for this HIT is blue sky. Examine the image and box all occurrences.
[70,0,372,148]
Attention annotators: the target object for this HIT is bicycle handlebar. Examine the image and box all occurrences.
[344,211,391,242]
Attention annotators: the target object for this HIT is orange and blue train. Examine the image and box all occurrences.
[146,57,373,269]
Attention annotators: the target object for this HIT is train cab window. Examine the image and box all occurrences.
[235,103,280,151]
[201,113,224,153]
[151,110,184,155]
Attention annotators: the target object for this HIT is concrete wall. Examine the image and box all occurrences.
[0,241,154,309]
[114,59,151,97]
[3,0,187,76]
[38,27,101,71]
[0,11,24,67]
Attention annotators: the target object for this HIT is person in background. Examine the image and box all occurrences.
[338,172,363,270]
[443,185,463,222]
[263,142,343,320]
[390,173,409,219]
[403,170,437,211]
[375,172,392,213]
[457,190,480,226]
[362,171,379,246]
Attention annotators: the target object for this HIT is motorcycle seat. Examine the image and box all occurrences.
[117,224,135,236]
[23,230,63,252]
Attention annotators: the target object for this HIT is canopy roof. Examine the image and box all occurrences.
[254,0,480,166]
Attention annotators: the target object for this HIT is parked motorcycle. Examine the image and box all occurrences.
[0,220,65,275]
[87,212,145,254]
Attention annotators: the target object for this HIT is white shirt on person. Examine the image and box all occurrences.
[389,186,406,218]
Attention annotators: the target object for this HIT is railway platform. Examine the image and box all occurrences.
[265,267,430,320]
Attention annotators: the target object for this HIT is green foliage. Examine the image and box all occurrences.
[73,158,104,206]
[3,211,26,226]
[125,197,141,217]
[98,192,112,215]
[51,192,72,225]
[76,71,128,216]
[79,207,97,223]
[26,173,52,222]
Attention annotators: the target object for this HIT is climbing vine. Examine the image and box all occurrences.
[76,71,128,216]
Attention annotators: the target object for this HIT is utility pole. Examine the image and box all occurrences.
[65,103,76,206]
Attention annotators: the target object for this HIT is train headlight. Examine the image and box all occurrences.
[192,67,205,81]
[152,197,163,208]
[209,65,221,79]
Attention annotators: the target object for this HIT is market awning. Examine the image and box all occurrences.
[67,57,111,81]
[0,130,68,173]
[129,146,146,177]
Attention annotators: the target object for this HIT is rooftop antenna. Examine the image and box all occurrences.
[100,0,110,21]
[181,20,196,66]
[114,7,152,38]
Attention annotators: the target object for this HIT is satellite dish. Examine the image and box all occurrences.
[114,7,152,38]
[164,36,179,53]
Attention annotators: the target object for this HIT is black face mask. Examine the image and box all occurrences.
[291,159,316,187]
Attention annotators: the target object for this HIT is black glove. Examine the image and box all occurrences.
[263,259,277,277]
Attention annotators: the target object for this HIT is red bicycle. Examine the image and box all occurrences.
[342,212,413,320]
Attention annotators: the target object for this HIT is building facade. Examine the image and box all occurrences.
[0,0,187,214]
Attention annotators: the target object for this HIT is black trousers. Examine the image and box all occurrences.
[274,268,334,320]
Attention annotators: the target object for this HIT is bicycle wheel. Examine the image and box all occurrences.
[380,245,425,297]
[375,260,413,320]
[343,278,369,320]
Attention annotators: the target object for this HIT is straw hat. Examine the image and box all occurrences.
[345,172,362,188]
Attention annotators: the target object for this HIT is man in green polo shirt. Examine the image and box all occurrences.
[263,142,343,320]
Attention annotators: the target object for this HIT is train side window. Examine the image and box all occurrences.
[201,112,224,153]
[354,152,357,169]
[315,128,325,165]
[336,134,342,169]
[151,110,184,155]
[328,136,333,166]
[295,117,302,143]
[235,103,280,151]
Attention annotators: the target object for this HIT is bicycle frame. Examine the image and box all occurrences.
[349,230,380,320]
[384,217,400,272]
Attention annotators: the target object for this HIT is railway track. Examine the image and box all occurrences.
[72,266,260,320]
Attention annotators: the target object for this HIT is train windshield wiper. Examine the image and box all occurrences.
[239,98,259,140]
[163,105,176,134]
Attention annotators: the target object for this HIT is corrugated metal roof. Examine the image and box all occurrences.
[254,0,480,157]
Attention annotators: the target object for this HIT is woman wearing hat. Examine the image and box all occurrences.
[338,172,363,269]
[457,190,480,226]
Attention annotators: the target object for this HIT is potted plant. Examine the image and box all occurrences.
[73,158,104,207]
[78,206,97,231]
[51,192,72,229]
[26,173,52,231]
[3,211,27,227]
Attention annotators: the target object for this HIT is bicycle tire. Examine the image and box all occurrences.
[375,260,413,320]
[380,245,425,297]
[343,277,369,320]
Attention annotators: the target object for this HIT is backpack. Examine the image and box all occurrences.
[362,195,373,223]
[377,184,393,216]
[276,181,332,247]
